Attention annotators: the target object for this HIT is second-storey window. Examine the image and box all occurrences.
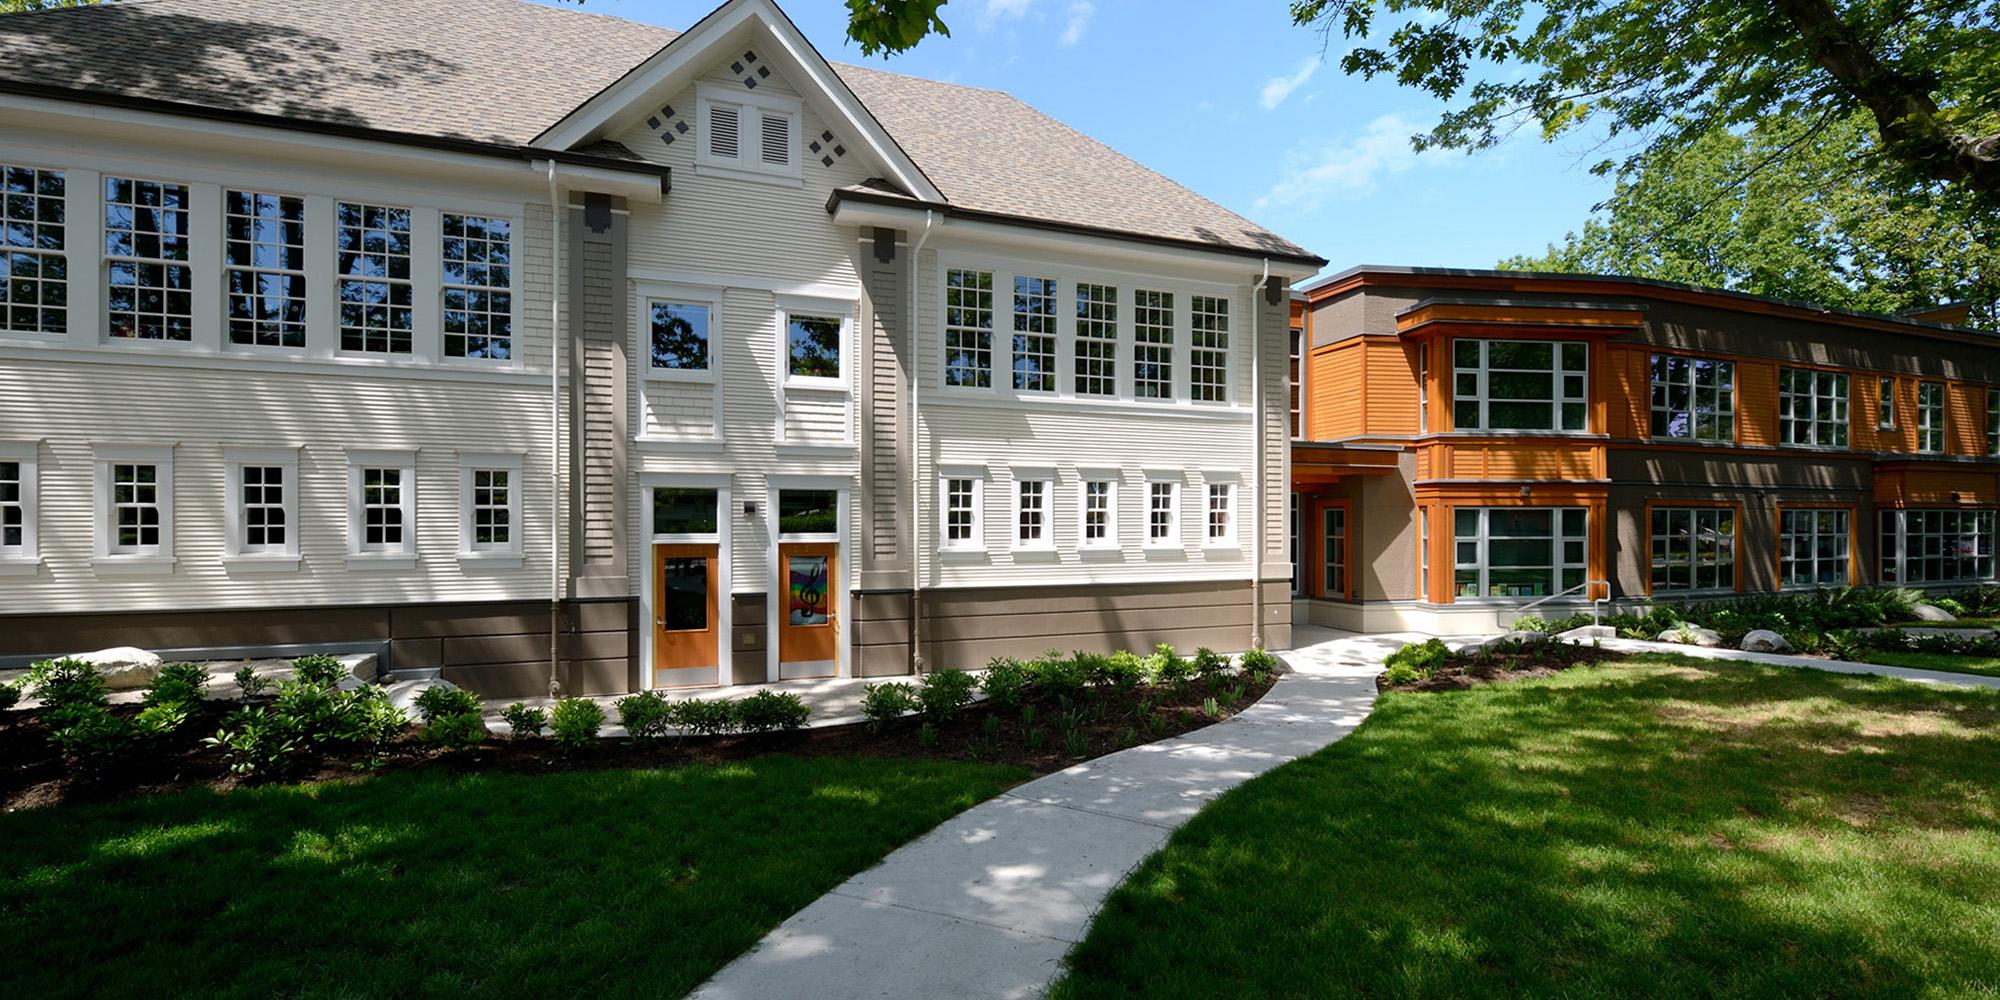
[104,177,193,341]
[786,313,842,380]
[944,269,993,388]
[1917,381,1945,453]
[1649,354,1734,441]
[1778,368,1849,447]
[224,190,307,349]
[442,214,512,360]
[1011,276,1057,392]
[1015,477,1049,546]
[1453,340,1587,431]
[941,476,982,549]
[1780,509,1850,589]
[1,165,66,335]
[1133,289,1174,399]
[1650,507,1735,593]
[1081,478,1115,545]
[1879,377,1897,430]
[1190,295,1229,402]
[649,300,711,372]
[1147,479,1178,544]
[1988,389,1999,456]
[336,202,413,354]
[1074,283,1117,397]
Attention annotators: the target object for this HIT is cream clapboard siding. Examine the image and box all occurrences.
[912,243,1268,589]
[613,59,874,595]
[642,381,719,438]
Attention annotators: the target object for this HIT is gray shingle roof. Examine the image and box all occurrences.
[0,0,1318,263]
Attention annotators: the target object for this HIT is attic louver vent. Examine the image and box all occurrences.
[708,105,740,159]
[761,114,791,166]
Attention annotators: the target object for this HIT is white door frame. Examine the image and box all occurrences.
[640,474,733,688]
[764,474,853,682]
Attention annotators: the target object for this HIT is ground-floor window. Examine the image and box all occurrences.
[1780,508,1850,588]
[1453,507,1586,599]
[1289,493,1302,596]
[1881,508,1996,584]
[1650,506,1735,593]
[1322,507,1346,597]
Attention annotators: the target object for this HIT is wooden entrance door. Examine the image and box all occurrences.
[778,542,838,679]
[653,543,720,688]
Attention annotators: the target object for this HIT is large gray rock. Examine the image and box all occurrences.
[1912,604,1959,622]
[1658,625,1725,647]
[1740,629,1793,654]
[71,646,162,689]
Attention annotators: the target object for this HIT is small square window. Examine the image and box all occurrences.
[787,313,842,380]
[650,300,711,371]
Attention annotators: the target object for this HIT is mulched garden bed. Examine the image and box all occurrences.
[1,673,1276,812]
[1378,640,1623,693]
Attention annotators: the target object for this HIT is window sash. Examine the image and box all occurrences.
[1917,382,1944,453]
[1322,507,1346,596]
[1189,295,1228,402]
[1454,507,1587,599]
[1206,482,1232,542]
[1082,479,1113,544]
[786,312,842,380]
[470,468,512,550]
[1650,506,1736,593]
[238,464,289,552]
[1146,481,1176,542]
[944,269,994,388]
[1780,509,1849,589]
[1648,354,1735,441]
[1988,389,1999,457]
[110,462,162,553]
[1011,276,1057,392]
[0,459,23,553]
[1453,339,1587,431]
[360,467,408,551]
[1133,289,1173,399]
[224,190,308,349]
[0,164,67,335]
[1074,283,1117,397]
[441,213,513,361]
[1015,478,1049,545]
[649,299,712,371]
[942,477,980,548]
[1879,377,1897,429]
[336,201,414,355]
[104,176,193,342]
[1777,368,1849,447]
[1881,508,1996,584]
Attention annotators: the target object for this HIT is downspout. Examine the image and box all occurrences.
[546,162,564,698]
[1251,259,1270,651]
[908,211,938,673]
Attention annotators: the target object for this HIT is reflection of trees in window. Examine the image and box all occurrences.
[788,314,841,378]
[651,301,709,370]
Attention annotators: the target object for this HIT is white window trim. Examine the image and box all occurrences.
[347,447,418,569]
[638,281,722,384]
[458,451,525,566]
[1011,469,1056,553]
[938,467,986,554]
[693,82,804,186]
[1143,471,1182,550]
[1078,470,1120,552]
[92,443,175,572]
[776,294,855,393]
[436,210,524,370]
[0,441,40,574]
[223,445,302,570]
[1188,293,1231,405]
[0,162,68,341]
[1202,473,1239,548]
[332,200,418,359]
[1917,381,1945,454]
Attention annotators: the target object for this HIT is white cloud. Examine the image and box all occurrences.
[1058,1,1094,46]
[1258,57,1319,111]
[1253,114,1445,212]
[979,0,1035,28]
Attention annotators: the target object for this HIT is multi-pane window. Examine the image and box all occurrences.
[1917,381,1944,453]
[1074,282,1117,397]
[1649,354,1734,441]
[239,465,288,551]
[104,177,193,341]
[1988,389,1999,456]
[1881,509,1996,584]
[1,165,65,334]
[1650,507,1735,593]
[335,202,413,354]
[944,269,994,388]
[471,468,511,548]
[1778,368,1849,447]
[1082,479,1113,545]
[787,313,842,379]
[1417,342,1429,432]
[1418,507,1430,601]
[1189,295,1229,402]
[649,300,711,371]
[1290,327,1305,436]
[0,457,23,554]
[224,190,307,348]
[1452,340,1587,431]
[1206,482,1233,543]
[1015,478,1049,545]
[942,477,980,548]
[1147,480,1177,544]
[1780,509,1850,589]
[360,468,407,551]
[1322,506,1346,596]
[1133,289,1174,399]
[1454,507,1587,598]
[1011,276,1056,392]
[110,463,163,553]
[442,214,513,360]
[1879,377,1897,430]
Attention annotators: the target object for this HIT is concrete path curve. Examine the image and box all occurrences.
[688,627,1397,1000]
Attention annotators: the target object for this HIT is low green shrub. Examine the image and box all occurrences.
[339,688,408,755]
[1146,644,1194,690]
[1957,585,2000,616]
[918,668,978,723]
[861,682,917,731]
[673,697,740,736]
[144,663,209,709]
[52,705,135,774]
[1383,638,1452,686]
[1237,647,1280,683]
[1191,647,1230,681]
[1854,627,2000,659]
[1510,615,1549,633]
[737,690,811,732]
[420,710,488,750]
[204,708,303,776]
[0,679,19,712]
[413,685,482,723]
[26,658,108,720]
[616,691,675,741]
[549,697,605,750]
[290,654,348,689]
[501,702,547,738]
[980,657,1034,709]
[1027,651,1090,702]
[1091,651,1146,692]
[233,666,271,700]
[1929,596,1969,617]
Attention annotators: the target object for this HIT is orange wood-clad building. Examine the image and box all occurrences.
[1287,267,2000,635]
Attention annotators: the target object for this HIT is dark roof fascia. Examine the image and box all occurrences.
[0,80,674,181]
[827,185,1328,270]
[1396,295,1654,317]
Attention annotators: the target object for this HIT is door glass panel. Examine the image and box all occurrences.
[661,557,709,631]
[655,488,717,535]
[779,490,838,535]
[788,554,830,626]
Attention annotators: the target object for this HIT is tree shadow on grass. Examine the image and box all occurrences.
[1055,659,2000,999]
[0,756,1024,999]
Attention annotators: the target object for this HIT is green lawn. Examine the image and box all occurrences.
[1052,655,2000,999]
[0,756,1024,998]
[1859,650,2000,679]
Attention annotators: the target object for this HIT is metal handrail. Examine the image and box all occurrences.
[1510,579,1612,629]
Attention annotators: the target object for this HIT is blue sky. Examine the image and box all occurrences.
[539,0,1617,278]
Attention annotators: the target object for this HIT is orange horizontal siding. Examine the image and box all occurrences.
[1364,340,1419,435]
[1736,360,1779,447]
[1422,441,1602,481]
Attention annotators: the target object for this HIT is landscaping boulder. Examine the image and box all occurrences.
[70,646,162,689]
[1557,625,1616,642]
[1912,603,1959,622]
[1657,625,1725,647]
[1739,629,1793,654]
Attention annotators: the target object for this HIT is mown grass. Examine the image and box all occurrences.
[0,756,1024,998]
[1052,655,2000,999]
[1859,649,2000,679]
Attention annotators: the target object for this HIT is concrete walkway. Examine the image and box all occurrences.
[689,626,1399,1000]
[1599,637,2000,689]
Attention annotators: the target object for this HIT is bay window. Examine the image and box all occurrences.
[1649,354,1734,441]
[1452,339,1587,431]
[1880,509,1995,584]
[1454,507,1587,599]
[1778,368,1848,447]
[1650,506,1735,593]
[1780,508,1850,589]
